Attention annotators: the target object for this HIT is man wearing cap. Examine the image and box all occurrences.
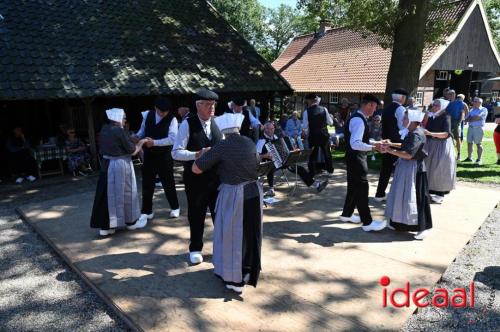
[172,88,222,264]
[375,88,408,201]
[227,98,262,140]
[192,113,263,294]
[340,95,386,232]
[302,93,334,175]
[130,98,180,230]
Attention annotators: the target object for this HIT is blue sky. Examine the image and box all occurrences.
[258,0,297,9]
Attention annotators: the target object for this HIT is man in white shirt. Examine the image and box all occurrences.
[341,94,386,232]
[172,88,222,264]
[131,98,180,229]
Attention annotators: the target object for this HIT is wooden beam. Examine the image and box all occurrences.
[83,98,98,169]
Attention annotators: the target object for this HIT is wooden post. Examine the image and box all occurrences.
[83,98,98,169]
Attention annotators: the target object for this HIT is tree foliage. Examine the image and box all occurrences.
[483,0,500,52]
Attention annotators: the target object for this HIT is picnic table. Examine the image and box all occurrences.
[32,145,67,178]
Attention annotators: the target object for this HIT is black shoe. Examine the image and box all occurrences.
[316,180,328,193]
[462,157,472,162]
[497,160,500,165]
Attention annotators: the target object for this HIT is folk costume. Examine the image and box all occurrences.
[90,108,141,236]
[193,113,263,294]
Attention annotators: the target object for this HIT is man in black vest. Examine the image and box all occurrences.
[341,94,386,232]
[302,93,334,176]
[130,98,180,230]
[227,98,262,140]
[172,88,222,264]
[374,88,408,201]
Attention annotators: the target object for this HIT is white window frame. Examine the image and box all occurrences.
[416,91,424,105]
[329,93,339,104]
[436,71,449,81]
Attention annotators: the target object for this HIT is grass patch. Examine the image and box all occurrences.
[331,129,499,184]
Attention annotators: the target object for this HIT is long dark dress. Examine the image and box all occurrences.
[195,134,262,287]
[385,127,433,232]
[90,124,139,230]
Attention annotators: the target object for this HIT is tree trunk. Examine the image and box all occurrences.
[384,0,430,104]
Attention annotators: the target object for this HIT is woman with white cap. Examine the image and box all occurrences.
[90,108,147,236]
[192,113,263,294]
[382,109,433,240]
[424,98,456,204]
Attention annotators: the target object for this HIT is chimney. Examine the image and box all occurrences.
[319,20,332,36]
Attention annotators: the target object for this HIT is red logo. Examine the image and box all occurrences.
[380,275,475,308]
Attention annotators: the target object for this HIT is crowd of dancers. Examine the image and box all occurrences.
[90,87,459,294]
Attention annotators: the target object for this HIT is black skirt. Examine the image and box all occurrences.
[390,171,433,232]
[90,160,110,230]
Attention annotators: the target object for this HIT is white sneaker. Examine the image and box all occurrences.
[414,229,430,240]
[430,194,444,204]
[26,175,36,182]
[189,251,203,264]
[225,284,244,294]
[339,215,361,224]
[170,208,180,218]
[374,195,386,202]
[362,220,387,232]
[127,213,152,230]
[15,177,24,184]
[371,155,376,161]
[99,229,115,236]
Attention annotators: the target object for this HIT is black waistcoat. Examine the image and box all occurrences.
[144,110,174,155]
[345,112,370,177]
[382,102,402,143]
[184,116,222,175]
[307,105,330,145]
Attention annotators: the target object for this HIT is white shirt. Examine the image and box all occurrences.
[301,106,333,134]
[394,102,406,130]
[349,111,373,151]
[256,134,277,153]
[171,115,212,161]
[135,110,178,146]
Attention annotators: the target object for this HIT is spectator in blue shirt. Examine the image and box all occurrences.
[285,111,302,139]
[248,99,261,122]
[463,97,488,164]
[445,90,465,159]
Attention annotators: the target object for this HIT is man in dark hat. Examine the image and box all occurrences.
[227,97,262,140]
[130,97,180,229]
[302,93,334,176]
[172,88,222,264]
[340,94,386,232]
[374,88,408,201]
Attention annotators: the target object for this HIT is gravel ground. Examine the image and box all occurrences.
[0,175,130,332]
[402,206,500,332]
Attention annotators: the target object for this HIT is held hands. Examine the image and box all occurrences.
[143,137,154,148]
[195,147,211,159]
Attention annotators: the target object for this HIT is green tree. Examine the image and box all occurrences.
[483,0,500,52]
[260,5,305,62]
[209,0,267,47]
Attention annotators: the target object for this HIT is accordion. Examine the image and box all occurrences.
[265,138,290,168]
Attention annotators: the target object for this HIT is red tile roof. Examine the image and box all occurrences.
[273,0,474,93]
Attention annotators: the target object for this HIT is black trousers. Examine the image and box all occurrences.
[141,152,179,214]
[9,150,38,177]
[184,171,219,252]
[308,142,333,175]
[267,165,314,187]
[342,160,372,225]
[375,153,398,197]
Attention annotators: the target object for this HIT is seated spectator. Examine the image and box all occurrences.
[279,114,288,132]
[56,123,69,147]
[6,127,37,183]
[65,128,92,176]
[285,111,302,139]
[248,99,261,121]
[337,98,350,121]
[373,100,384,118]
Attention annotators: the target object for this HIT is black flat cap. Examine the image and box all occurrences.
[154,97,171,112]
[304,92,320,100]
[195,88,219,101]
[232,97,246,107]
[361,94,381,105]
[392,88,409,96]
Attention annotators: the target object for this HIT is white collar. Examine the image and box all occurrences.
[198,115,211,125]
